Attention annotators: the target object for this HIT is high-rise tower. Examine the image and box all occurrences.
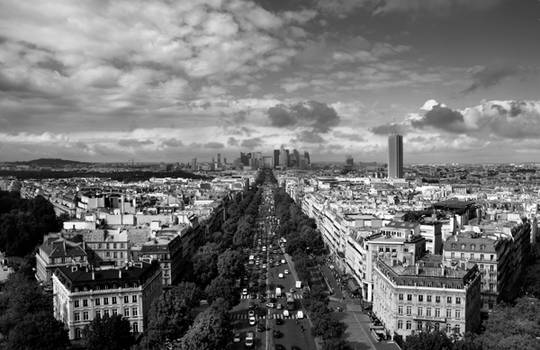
[388,134,403,178]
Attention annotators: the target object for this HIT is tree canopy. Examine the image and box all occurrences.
[83,315,135,350]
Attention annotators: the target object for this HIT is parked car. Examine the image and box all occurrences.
[272,330,283,338]
[249,316,256,325]
[242,288,248,295]
[233,332,241,343]
[284,269,289,275]
[265,302,275,308]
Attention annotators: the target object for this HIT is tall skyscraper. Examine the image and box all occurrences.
[388,134,403,178]
[279,145,288,168]
[217,153,221,166]
[273,149,280,168]
[292,149,300,168]
[304,151,310,165]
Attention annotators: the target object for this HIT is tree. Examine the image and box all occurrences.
[192,243,219,287]
[217,249,244,278]
[205,276,238,307]
[322,338,351,350]
[5,312,69,350]
[311,315,347,340]
[403,330,452,350]
[176,299,231,350]
[83,315,135,350]
[144,283,201,349]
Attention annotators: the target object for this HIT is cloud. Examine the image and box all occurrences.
[117,139,153,147]
[332,131,364,142]
[295,130,326,144]
[204,142,225,149]
[411,105,468,133]
[267,100,340,133]
[161,139,184,148]
[370,122,410,135]
[240,137,264,149]
[227,137,239,146]
[462,65,518,94]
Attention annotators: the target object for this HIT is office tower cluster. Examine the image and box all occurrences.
[239,147,310,170]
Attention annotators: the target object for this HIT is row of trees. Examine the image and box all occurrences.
[0,190,61,256]
[272,184,350,350]
[138,171,268,349]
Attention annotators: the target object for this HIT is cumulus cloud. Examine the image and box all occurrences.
[295,130,326,144]
[267,100,340,133]
[370,123,410,135]
[411,105,468,133]
[227,137,239,146]
[462,65,518,94]
[117,139,153,147]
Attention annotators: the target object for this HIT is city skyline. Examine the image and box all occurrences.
[1,0,540,163]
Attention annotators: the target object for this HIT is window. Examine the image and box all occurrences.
[417,321,423,330]
[113,252,117,258]
[455,310,461,318]
[460,244,466,250]
[95,298,100,306]
[132,308,138,317]
[397,320,403,329]
[104,310,110,317]
[427,295,432,302]
[489,283,494,291]
[469,253,474,259]
[454,325,461,334]
[112,297,117,305]
[132,322,139,333]
[447,309,452,318]
[418,295,423,302]
[124,308,130,317]
[480,254,484,260]
[451,252,455,258]
[113,243,117,249]
[75,328,82,339]
[120,252,123,258]
[426,307,431,317]
[490,265,494,272]
[132,295,137,303]
[460,253,465,259]
[407,294,412,301]
[399,293,403,301]
[470,244,476,250]
[124,296,129,303]
[451,243,456,249]
[435,308,440,317]
[435,296,440,303]
[480,244,485,251]
[83,312,89,320]
[398,306,403,315]
[447,297,452,304]
[406,321,411,330]
[434,323,440,331]
[406,306,411,316]
[106,251,110,257]
[113,309,118,316]
[74,300,80,308]
[490,254,494,261]
[446,324,452,333]
[104,297,109,305]
[417,307,423,316]
[83,299,88,307]
[95,311,101,319]
[456,297,461,305]
[74,312,80,321]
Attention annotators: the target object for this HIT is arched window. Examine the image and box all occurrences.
[132,322,139,333]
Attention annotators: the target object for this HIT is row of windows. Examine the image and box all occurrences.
[74,295,137,308]
[74,307,139,321]
[74,322,138,339]
[450,252,495,262]
[397,306,462,319]
[450,243,491,252]
[94,242,126,249]
[398,294,461,304]
[397,320,461,334]
[104,251,124,258]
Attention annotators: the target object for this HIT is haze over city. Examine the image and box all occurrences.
[1,0,540,163]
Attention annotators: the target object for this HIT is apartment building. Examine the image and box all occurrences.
[373,258,481,340]
[35,233,88,285]
[52,261,162,340]
[81,229,130,266]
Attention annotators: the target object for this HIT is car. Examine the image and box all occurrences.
[249,316,256,325]
[278,273,284,279]
[296,310,304,319]
[283,309,289,317]
[275,318,284,325]
[245,332,254,347]
[233,332,241,343]
[284,269,289,275]
[248,310,255,317]
[265,302,275,308]
[272,330,283,338]
[276,303,283,310]
[289,288,295,293]
[275,262,280,267]
[275,344,285,350]
[257,323,265,332]
[242,288,248,295]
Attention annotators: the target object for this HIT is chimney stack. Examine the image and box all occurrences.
[91,269,95,280]
[415,263,419,275]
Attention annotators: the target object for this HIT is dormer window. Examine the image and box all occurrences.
[470,244,476,250]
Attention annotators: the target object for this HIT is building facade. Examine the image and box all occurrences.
[388,134,403,179]
[52,262,162,340]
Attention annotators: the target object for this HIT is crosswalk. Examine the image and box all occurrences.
[240,293,303,300]
[229,313,301,320]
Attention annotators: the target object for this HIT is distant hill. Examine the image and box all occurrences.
[15,158,89,167]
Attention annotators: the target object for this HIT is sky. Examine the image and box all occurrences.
[1,0,540,164]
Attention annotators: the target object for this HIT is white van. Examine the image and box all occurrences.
[297,310,304,319]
